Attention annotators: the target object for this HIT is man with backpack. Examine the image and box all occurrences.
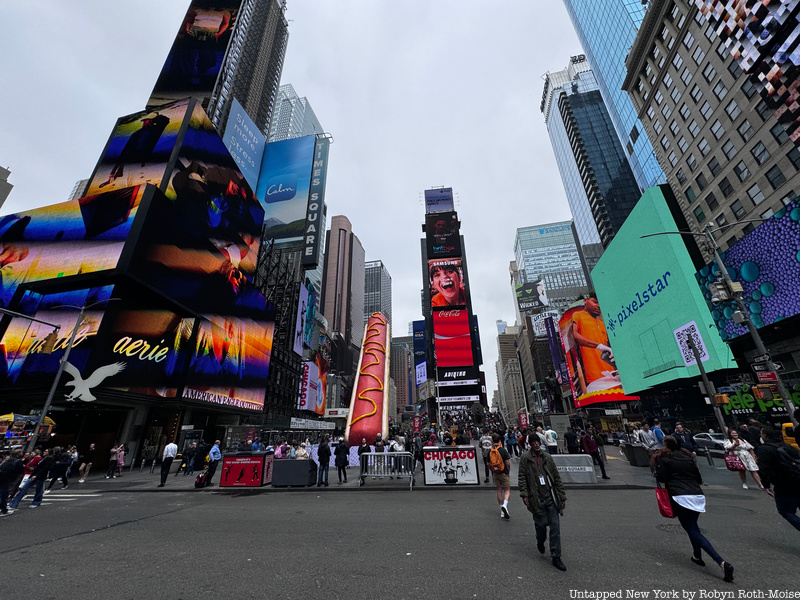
[756,427,800,532]
[488,433,511,519]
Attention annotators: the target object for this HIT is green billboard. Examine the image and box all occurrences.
[592,186,736,394]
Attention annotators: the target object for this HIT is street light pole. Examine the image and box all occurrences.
[685,333,728,434]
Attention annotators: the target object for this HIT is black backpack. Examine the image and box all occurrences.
[776,445,800,484]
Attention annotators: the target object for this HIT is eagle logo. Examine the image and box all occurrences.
[63,361,126,402]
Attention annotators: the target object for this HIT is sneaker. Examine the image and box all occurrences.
[29,504,39,509]
[501,505,510,520]
[602,476,611,480]
[61,485,68,490]
[691,556,706,567]
[157,484,165,488]
[0,513,7,517]
[537,541,545,554]
[484,477,489,483]
[78,479,85,483]
[742,483,748,490]
[723,562,734,583]
[552,557,567,572]
[44,490,51,495]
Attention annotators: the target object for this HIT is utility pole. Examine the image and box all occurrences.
[685,334,728,434]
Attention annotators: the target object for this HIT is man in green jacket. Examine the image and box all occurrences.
[519,433,567,571]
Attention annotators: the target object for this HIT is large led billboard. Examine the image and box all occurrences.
[221,98,266,190]
[298,360,319,411]
[696,198,800,340]
[593,186,735,395]
[148,0,242,109]
[257,135,316,241]
[293,284,309,356]
[412,320,427,386]
[424,188,454,213]
[516,280,549,312]
[429,258,467,309]
[425,211,461,259]
[302,136,330,268]
[433,310,473,368]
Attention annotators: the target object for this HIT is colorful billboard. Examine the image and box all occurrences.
[221,98,266,190]
[433,310,473,368]
[696,199,800,340]
[303,287,317,349]
[593,186,736,395]
[298,360,319,411]
[425,211,461,258]
[257,135,316,240]
[302,136,329,268]
[314,352,328,415]
[148,0,241,108]
[424,188,454,213]
[516,280,549,312]
[412,320,427,386]
[87,100,189,196]
[293,284,309,356]
[429,258,467,309]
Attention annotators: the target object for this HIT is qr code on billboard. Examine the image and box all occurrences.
[673,321,709,367]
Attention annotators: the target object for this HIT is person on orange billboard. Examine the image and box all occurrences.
[569,295,621,393]
[430,260,466,307]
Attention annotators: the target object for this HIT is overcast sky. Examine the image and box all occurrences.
[1,1,583,400]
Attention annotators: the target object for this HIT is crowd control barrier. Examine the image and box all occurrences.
[357,451,414,490]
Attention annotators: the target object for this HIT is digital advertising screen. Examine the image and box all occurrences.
[0,186,144,310]
[257,135,316,241]
[314,352,328,415]
[425,211,461,258]
[424,188,454,213]
[148,0,241,108]
[293,284,309,356]
[298,360,319,411]
[87,100,190,196]
[516,280,549,312]
[221,98,266,191]
[593,186,736,394]
[303,288,317,349]
[696,199,800,340]
[412,320,427,385]
[429,258,467,309]
[432,310,473,368]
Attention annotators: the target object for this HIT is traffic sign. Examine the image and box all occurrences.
[773,362,784,371]
[752,353,770,364]
[757,371,778,383]
[753,364,771,372]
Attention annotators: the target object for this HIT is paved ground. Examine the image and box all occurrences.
[1,447,796,599]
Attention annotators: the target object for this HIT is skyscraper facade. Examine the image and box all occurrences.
[562,0,666,190]
[364,260,392,331]
[269,84,324,142]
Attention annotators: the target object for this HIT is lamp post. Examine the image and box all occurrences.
[642,222,797,426]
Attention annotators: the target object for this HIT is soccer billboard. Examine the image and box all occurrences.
[425,211,461,259]
[429,258,467,309]
[424,188,454,213]
[516,280,550,312]
[592,186,736,395]
[257,135,316,241]
[696,198,800,340]
[148,0,242,108]
[433,310,473,368]
[221,98,266,190]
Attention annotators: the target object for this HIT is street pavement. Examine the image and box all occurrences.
[1,447,796,599]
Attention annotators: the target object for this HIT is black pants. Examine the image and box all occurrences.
[337,465,347,482]
[590,451,607,478]
[47,467,69,490]
[160,457,174,485]
[107,460,118,477]
[207,459,219,484]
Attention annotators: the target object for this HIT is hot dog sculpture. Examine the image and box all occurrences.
[344,312,390,446]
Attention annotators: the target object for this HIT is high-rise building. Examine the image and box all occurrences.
[542,56,642,252]
[364,260,392,331]
[269,84,323,142]
[391,337,416,412]
[622,0,800,255]
[496,325,527,420]
[321,215,366,396]
[0,166,13,209]
[513,221,591,314]
[67,179,89,201]
[562,0,666,191]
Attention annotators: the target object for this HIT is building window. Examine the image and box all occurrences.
[661,104,672,119]
[663,72,673,88]
[668,151,679,167]
[724,235,738,249]
[696,172,709,191]
[687,154,697,171]
[719,177,734,197]
[741,77,758,99]
[770,123,790,144]
[652,45,661,61]
[677,137,689,153]
[692,46,705,65]
[698,138,710,156]
[683,31,695,49]
[676,168,687,185]
[765,165,786,190]
[761,208,775,219]
[710,120,725,139]
[706,192,719,210]
[733,160,750,182]
[694,206,706,223]
[673,53,684,69]
[626,141,634,155]
[702,63,717,82]
[690,84,703,103]
[747,183,766,204]
[780,190,797,205]
[789,147,800,170]
[755,99,771,121]
[708,156,721,176]
[654,119,663,134]
[722,139,738,160]
[704,23,717,42]
[647,106,655,120]
[717,42,729,59]
[661,136,671,151]
[655,90,664,105]
[751,141,770,165]
[737,120,754,142]
[731,199,746,218]
[685,187,697,202]
[669,121,680,136]
[679,103,691,121]
[680,67,693,86]
[670,5,680,20]
[700,102,713,120]
[742,223,755,235]
[724,99,741,121]
[727,60,743,78]
[715,212,728,226]
[630,125,640,143]
[687,120,700,138]
[713,80,728,100]
[670,87,682,103]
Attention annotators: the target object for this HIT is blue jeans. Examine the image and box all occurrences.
[10,476,45,508]
[532,497,562,558]
[318,464,329,485]
[674,504,724,565]
[774,492,800,531]
[185,458,195,476]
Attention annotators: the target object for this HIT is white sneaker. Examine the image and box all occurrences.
[742,483,749,489]
[501,505,510,520]
[78,479,85,483]
[44,490,51,495]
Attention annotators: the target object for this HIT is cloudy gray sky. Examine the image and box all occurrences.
[1,1,582,399]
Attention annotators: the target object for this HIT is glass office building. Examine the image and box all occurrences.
[563,0,666,191]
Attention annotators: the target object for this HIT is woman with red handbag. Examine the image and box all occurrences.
[653,436,734,583]
[723,429,763,490]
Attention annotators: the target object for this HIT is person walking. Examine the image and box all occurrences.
[673,423,698,455]
[158,439,178,487]
[756,428,800,532]
[653,436,734,582]
[639,423,659,454]
[564,428,580,454]
[506,428,519,458]
[183,442,198,476]
[582,428,610,479]
[357,438,371,483]
[116,444,126,477]
[652,419,665,450]
[518,433,567,571]
[334,437,349,484]
[0,449,24,516]
[78,443,95,483]
[105,443,120,479]
[723,429,763,490]
[488,433,512,519]
[317,436,331,487]
[10,448,54,509]
[544,426,558,454]
[479,428,493,483]
[206,440,222,486]
[412,431,425,473]
[45,446,72,492]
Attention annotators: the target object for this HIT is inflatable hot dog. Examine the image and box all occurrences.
[344,312,390,446]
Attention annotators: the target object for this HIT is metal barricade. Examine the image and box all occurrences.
[357,451,415,490]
